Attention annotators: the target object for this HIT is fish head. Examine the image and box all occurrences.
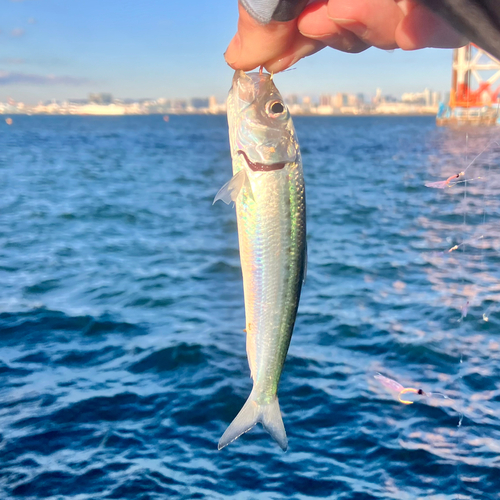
[228,70,298,171]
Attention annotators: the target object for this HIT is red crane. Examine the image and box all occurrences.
[451,44,500,108]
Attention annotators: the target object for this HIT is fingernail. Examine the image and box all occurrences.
[266,55,295,73]
[397,1,411,16]
[298,29,341,40]
[224,33,241,67]
[266,41,323,73]
[328,18,367,38]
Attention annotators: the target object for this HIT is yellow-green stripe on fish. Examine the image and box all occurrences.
[214,70,306,450]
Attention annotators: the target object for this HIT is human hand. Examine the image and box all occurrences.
[225,0,468,73]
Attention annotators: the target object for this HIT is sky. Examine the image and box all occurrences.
[0,0,456,104]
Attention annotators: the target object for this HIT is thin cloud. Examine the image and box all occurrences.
[0,56,67,67]
[0,58,26,64]
[0,71,90,86]
[11,28,25,37]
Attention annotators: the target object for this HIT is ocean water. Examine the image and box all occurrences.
[1,114,500,500]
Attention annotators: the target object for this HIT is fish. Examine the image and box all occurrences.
[214,70,306,451]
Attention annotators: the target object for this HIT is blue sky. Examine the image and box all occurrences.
[1,0,455,104]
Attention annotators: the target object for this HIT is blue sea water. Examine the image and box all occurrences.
[0,114,500,499]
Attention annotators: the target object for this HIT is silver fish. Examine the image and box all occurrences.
[214,70,306,450]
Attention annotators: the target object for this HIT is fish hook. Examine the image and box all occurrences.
[398,387,424,404]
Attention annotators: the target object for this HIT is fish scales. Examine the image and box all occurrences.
[214,70,306,450]
[239,162,305,395]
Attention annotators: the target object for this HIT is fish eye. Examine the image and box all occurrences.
[271,101,284,113]
[267,100,286,116]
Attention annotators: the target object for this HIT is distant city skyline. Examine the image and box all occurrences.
[1,87,446,107]
[0,88,445,117]
[1,0,455,105]
[3,89,447,105]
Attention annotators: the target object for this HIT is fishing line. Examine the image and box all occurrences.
[455,53,471,500]
[424,140,498,189]
[424,49,499,497]
[455,122,499,500]
[452,151,466,500]
[479,139,494,322]
[461,140,499,177]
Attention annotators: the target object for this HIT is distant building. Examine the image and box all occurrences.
[319,94,331,106]
[301,95,312,112]
[347,94,358,106]
[78,104,125,115]
[383,95,398,103]
[172,99,187,111]
[401,89,432,105]
[424,88,431,106]
[208,96,218,113]
[317,94,334,114]
[89,93,113,104]
[333,93,348,107]
[432,91,442,107]
[190,97,209,109]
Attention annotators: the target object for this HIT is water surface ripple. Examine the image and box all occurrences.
[1,115,500,499]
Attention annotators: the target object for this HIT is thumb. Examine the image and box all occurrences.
[225,2,299,71]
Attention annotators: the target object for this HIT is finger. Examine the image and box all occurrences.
[225,2,299,71]
[326,0,403,50]
[298,1,370,53]
[395,1,468,49]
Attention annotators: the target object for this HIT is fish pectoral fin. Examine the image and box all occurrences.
[218,390,287,451]
[213,169,250,205]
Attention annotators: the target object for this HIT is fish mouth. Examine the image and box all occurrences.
[237,150,286,172]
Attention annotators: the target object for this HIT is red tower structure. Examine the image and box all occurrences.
[437,44,500,126]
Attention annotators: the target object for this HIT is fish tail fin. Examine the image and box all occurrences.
[218,390,287,451]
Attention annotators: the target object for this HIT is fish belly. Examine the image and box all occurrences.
[236,163,306,403]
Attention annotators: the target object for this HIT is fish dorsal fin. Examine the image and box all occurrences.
[213,169,250,205]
